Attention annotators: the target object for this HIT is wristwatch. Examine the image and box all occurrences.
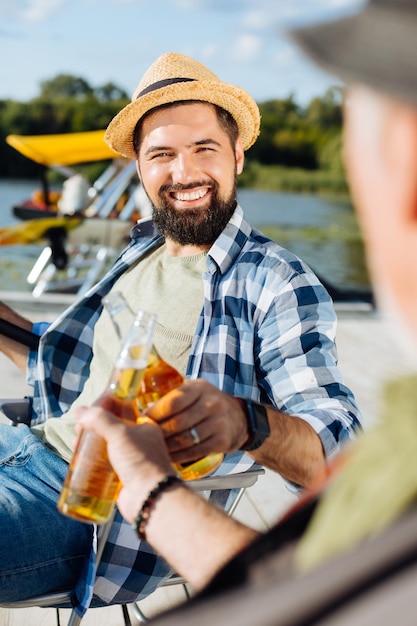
[238,398,271,451]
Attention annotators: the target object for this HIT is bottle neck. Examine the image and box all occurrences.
[104,305,156,401]
[104,292,135,342]
[104,292,163,360]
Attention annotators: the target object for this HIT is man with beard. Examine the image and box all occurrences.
[0,53,361,615]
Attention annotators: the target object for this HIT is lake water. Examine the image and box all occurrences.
[238,188,369,289]
[0,179,47,292]
[0,179,370,293]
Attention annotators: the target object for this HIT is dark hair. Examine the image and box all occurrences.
[133,100,239,156]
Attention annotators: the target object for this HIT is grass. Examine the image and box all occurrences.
[239,162,349,195]
[260,223,363,244]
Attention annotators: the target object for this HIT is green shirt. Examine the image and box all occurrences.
[295,374,417,571]
[38,244,207,462]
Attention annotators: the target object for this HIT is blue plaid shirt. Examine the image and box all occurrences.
[27,206,361,616]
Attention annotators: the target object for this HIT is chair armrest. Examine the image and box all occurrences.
[0,397,33,426]
[189,467,265,491]
[0,319,40,350]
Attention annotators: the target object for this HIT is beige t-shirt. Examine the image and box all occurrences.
[36,245,207,462]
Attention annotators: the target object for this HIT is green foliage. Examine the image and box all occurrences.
[247,88,343,174]
[39,74,94,100]
[94,82,129,103]
[0,74,129,178]
[305,87,343,129]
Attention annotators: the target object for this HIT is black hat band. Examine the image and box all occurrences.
[137,77,197,98]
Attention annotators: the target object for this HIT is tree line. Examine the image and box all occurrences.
[0,74,345,183]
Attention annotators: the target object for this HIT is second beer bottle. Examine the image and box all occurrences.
[105,292,224,481]
[57,307,156,524]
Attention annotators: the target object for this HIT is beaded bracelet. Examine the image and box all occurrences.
[133,475,182,541]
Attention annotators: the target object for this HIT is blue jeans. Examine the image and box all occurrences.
[0,424,93,602]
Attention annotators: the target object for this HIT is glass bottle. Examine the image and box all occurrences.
[104,292,224,481]
[57,307,156,525]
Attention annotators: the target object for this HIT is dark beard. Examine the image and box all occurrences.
[150,180,238,246]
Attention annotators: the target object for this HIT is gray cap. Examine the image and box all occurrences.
[288,0,417,107]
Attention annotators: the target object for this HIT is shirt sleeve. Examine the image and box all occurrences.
[257,268,362,459]
[26,321,50,387]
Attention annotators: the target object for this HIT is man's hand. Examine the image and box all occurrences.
[142,378,326,488]
[74,406,174,524]
[143,379,249,464]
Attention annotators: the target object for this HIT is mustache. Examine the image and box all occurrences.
[159,182,213,194]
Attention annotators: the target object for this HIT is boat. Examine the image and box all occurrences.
[6,130,119,220]
[3,130,151,297]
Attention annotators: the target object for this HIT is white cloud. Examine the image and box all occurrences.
[107,0,144,4]
[270,44,298,68]
[172,0,205,9]
[325,0,363,7]
[230,33,261,62]
[238,0,363,25]
[240,10,270,31]
[200,43,218,61]
[18,0,66,22]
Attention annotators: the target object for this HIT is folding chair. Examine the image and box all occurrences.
[0,396,265,625]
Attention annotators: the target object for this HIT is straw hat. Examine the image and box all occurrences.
[288,0,417,109]
[105,52,261,159]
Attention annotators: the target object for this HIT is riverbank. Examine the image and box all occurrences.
[239,162,348,195]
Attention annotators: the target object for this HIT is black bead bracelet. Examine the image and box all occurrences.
[133,475,182,541]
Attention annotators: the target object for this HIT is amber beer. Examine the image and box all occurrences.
[57,310,155,524]
[137,350,224,480]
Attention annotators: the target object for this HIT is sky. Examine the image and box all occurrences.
[0,0,365,106]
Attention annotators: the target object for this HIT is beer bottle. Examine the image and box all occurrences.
[104,292,224,480]
[57,307,156,524]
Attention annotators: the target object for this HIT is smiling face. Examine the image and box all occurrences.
[136,102,244,252]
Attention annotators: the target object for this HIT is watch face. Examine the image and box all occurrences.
[244,400,270,451]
